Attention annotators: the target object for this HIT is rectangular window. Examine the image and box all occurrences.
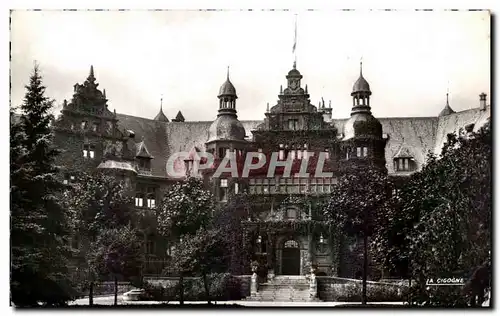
[147,198,156,208]
[404,158,409,171]
[279,177,287,193]
[135,195,144,207]
[218,148,225,159]
[220,179,228,187]
[357,147,362,157]
[288,119,299,130]
[234,182,239,194]
[262,179,269,194]
[363,147,368,157]
[220,188,228,201]
[249,179,256,194]
[83,144,95,159]
[92,122,99,132]
[398,159,403,171]
[317,178,324,193]
[325,149,330,160]
[81,121,87,130]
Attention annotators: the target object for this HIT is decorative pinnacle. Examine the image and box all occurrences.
[103,89,106,99]
[87,65,96,83]
[227,66,230,80]
[160,94,163,110]
[305,84,308,94]
[266,102,270,112]
[280,85,283,94]
[446,93,449,106]
[360,59,363,77]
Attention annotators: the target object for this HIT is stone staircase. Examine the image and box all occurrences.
[246,276,320,302]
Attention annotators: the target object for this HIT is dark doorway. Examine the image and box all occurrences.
[282,240,300,275]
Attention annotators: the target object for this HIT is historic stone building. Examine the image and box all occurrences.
[52,62,490,279]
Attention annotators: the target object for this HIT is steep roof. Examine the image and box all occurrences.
[115,113,261,178]
[433,108,486,156]
[115,106,488,178]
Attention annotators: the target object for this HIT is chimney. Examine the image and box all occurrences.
[479,93,487,111]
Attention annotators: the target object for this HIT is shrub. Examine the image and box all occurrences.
[329,282,407,302]
[142,273,242,301]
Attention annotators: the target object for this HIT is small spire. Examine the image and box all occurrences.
[280,85,283,94]
[305,84,308,94]
[360,59,363,77]
[329,100,332,108]
[266,102,270,112]
[227,66,230,80]
[293,60,296,69]
[103,89,106,99]
[446,92,449,106]
[87,65,96,83]
[160,94,163,110]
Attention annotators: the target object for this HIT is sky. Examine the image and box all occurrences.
[10,10,491,121]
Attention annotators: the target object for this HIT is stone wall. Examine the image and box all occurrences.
[317,276,407,302]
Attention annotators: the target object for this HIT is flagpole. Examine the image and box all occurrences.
[293,14,297,69]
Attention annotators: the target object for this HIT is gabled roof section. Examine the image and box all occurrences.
[393,144,414,159]
[173,111,185,122]
[135,137,154,159]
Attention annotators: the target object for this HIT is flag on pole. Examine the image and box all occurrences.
[292,14,297,53]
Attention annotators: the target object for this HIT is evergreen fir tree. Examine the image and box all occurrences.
[10,63,76,306]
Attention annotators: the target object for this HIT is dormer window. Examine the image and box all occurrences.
[135,193,144,207]
[394,158,415,172]
[138,158,151,171]
[288,119,299,130]
[83,144,95,159]
[146,187,156,208]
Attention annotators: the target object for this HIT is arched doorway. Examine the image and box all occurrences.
[282,240,300,275]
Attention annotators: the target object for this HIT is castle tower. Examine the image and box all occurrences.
[341,62,387,172]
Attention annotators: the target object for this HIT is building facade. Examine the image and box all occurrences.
[52,63,490,279]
